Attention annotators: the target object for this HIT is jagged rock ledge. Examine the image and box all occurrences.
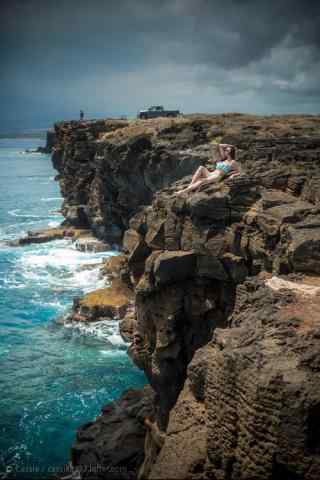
[7,226,112,252]
[51,114,320,243]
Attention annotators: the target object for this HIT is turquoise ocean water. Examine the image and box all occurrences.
[0,138,146,478]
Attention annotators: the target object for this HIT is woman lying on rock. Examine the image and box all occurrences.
[176,143,242,196]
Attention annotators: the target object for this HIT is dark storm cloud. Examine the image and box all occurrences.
[0,0,319,130]
[169,0,320,67]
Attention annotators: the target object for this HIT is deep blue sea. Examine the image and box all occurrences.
[0,138,146,478]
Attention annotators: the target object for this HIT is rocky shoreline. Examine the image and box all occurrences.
[21,114,320,479]
[7,226,112,250]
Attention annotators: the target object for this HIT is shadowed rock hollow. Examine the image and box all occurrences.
[52,114,320,480]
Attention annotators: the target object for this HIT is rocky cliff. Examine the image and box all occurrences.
[52,114,320,479]
[52,117,214,242]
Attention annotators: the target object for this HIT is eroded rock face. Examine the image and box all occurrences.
[206,280,320,480]
[121,170,318,414]
[132,277,228,430]
[51,115,320,246]
[121,171,320,476]
[122,178,257,430]
[71,386,155,480]
[148,381,207,480]
[147,278,320,479]
[59,115,320,479]
[52,118,212,243]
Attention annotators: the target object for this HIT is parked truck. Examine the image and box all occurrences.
[137,105,181,119]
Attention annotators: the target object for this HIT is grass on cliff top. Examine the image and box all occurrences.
[79,279,133,308]
[99,113,320,144]
[100,116,190,142]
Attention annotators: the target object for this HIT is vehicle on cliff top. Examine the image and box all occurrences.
[137,105,181,119]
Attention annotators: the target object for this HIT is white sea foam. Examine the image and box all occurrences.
[22,242,94,269]
[41,197,63,202]
[11,235,120,343]
[0,278,25,289]
[8,209,60,219]
[0,346,10,356]
[9,209,45,218]
[73,269,106,292]
[30,298,65,311]
[108,332,126,346]
[0,220,47,243]
[19,241,116,292]
[64,318,125,345]
[99,349,127,356]
[47,220,61,228]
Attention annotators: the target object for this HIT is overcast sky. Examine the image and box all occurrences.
[1,0,320,131]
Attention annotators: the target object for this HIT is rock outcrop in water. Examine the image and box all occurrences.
[71,386,155,480]
[52,114,320,479]
[34,129,57,154]
[7,226,111,251]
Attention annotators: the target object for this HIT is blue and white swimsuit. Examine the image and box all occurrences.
[216,161,234,175]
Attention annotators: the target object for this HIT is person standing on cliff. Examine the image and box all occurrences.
[80,110,84,121]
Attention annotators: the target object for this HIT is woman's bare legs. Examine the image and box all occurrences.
[176,179,201,195]
[176,166,209,195]
[177,169,222,195]
[191,166,210,184]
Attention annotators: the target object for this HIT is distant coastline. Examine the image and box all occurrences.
[0,130,48,139]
